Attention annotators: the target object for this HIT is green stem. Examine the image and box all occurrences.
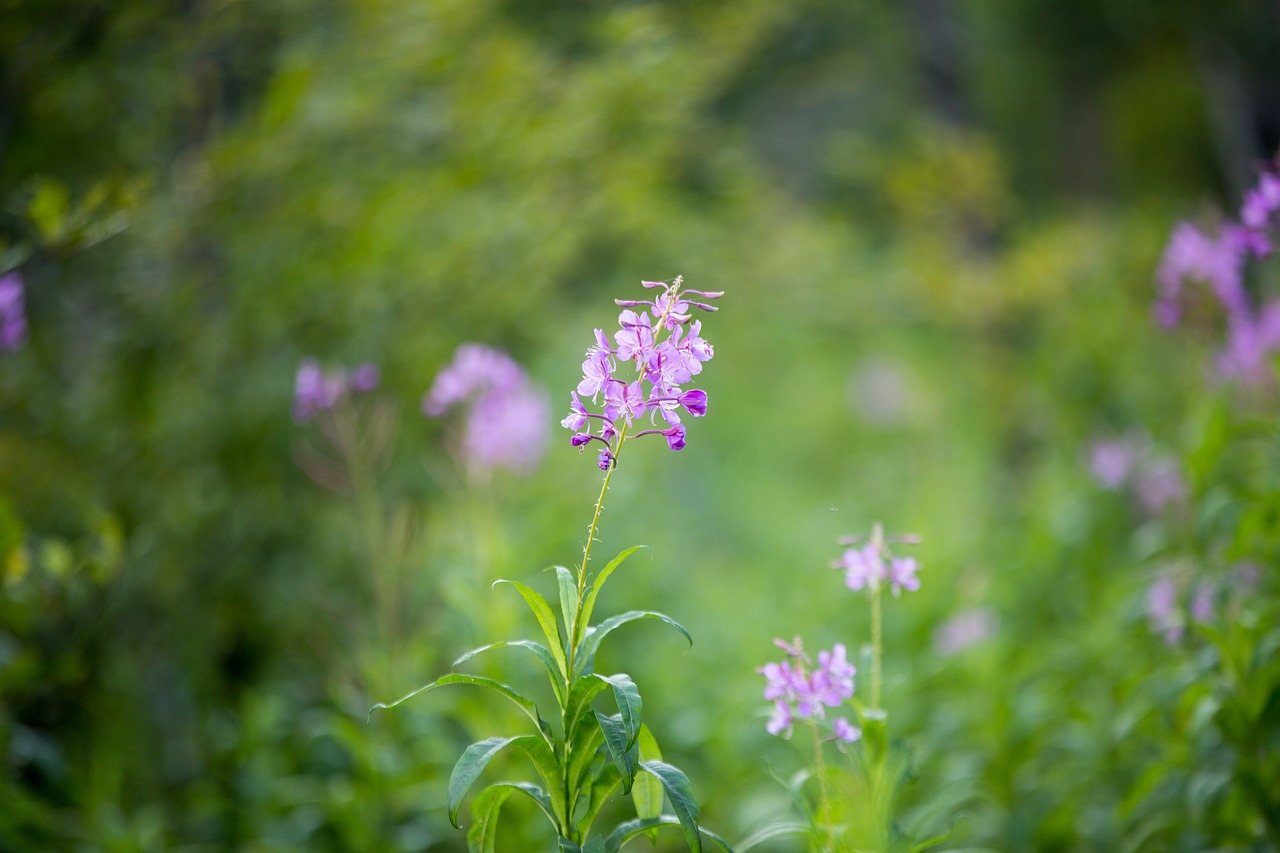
[810,719,835,853]
[870,584,882,711]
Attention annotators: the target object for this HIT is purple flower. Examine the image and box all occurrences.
[833,525,921,597]
[1134,459,1186,514]
[1241,172,1280,230]
[351,362,380,393]
[597,449,614,470]
[563,276,720,461]
[888,556,920,596]
[934,608,997,656]
[1089,440,1135,489]
[757,638,857,738]
[1190,583,1215,623]
[831,717,861,744]
[1147,573,1183,644]
[837,544,885,592]
[293,358,346,421]
[0,272,27,351]
[423,344,550,478]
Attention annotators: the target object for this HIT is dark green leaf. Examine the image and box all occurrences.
[584,837,608,853]
[508,734,570,830]
[639,761,702,853]
[603,673,643,751]
[448,737,521,828]
[596,711,639,793]
[565,716,606,799]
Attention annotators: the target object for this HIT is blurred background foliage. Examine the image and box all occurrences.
[2,0,1279,849]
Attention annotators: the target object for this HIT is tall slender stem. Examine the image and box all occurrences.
[870,585,883,711]
[810,719,835,853]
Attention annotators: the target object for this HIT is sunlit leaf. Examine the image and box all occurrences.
[452,639,566,705]
[368,673,554,744]
[574,611,691,678]
[735,820,808,852]
[574,763,622,839]
[468,782,558,852]
[576,545,647,647]
[495,579,570,680]
[604,816,734,852]
[632,725,664,837]
[556,565,579,640]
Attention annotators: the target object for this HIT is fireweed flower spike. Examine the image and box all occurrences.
[757,638,859,741]
[561,276,719,465]
[372,276,729,851]
[422,343,550,477]
[0,272,27,351]
[832,524,921,710]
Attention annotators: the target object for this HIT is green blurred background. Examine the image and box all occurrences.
[3,0,1280,850]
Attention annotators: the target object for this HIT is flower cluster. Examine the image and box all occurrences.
[1087,434,1186,514]
[293,358,380,421]
[423,344,550,477]
[561,277,720,469]
[0,272,27,351]
[1155,168,1280,383]
[832,524,921,597]
[758,638,860,742]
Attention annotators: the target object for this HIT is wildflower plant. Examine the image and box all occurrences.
[745,525,947,853]
[372,278,730,852]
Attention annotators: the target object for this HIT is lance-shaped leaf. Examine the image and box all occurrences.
[452,639,566,705]
[369,673,554,745]
[467,782,558,853]
[555,565,578,639]
[605,817,735,853]
[565,715,605,798]
[595,711,639,792]
[574,611,691,678]
[573,762,622,839]
[583,838,607,853]
[735,820,808,852]
[638,760,702,853]
[575,545,647,648]
[507,734,570,830]
[494,579,569,680]
[448,737,523,828]
[565,674,612,737]
[631,725,663,838]
[601,673,642,751]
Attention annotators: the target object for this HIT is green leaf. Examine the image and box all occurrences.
[639,761,702,853]
[369,673,554,744]
[596,711,639,793]
[468,782,559,852]
[565,716,606,800]
[632,725,664,836]
[452,640,566,706]
[603,673,643,751]
[507,735,570,831]
[556,565,579,640]
[448,737,522,828]
[605,817,735,852]
[576,545,647,647]
[574,763,622,838]
[468,784,513,853]
[566,674,613,736]
[584,838,608,853]
[734,820,808,852]
[494,579,570,680]
[574,611,691,678]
